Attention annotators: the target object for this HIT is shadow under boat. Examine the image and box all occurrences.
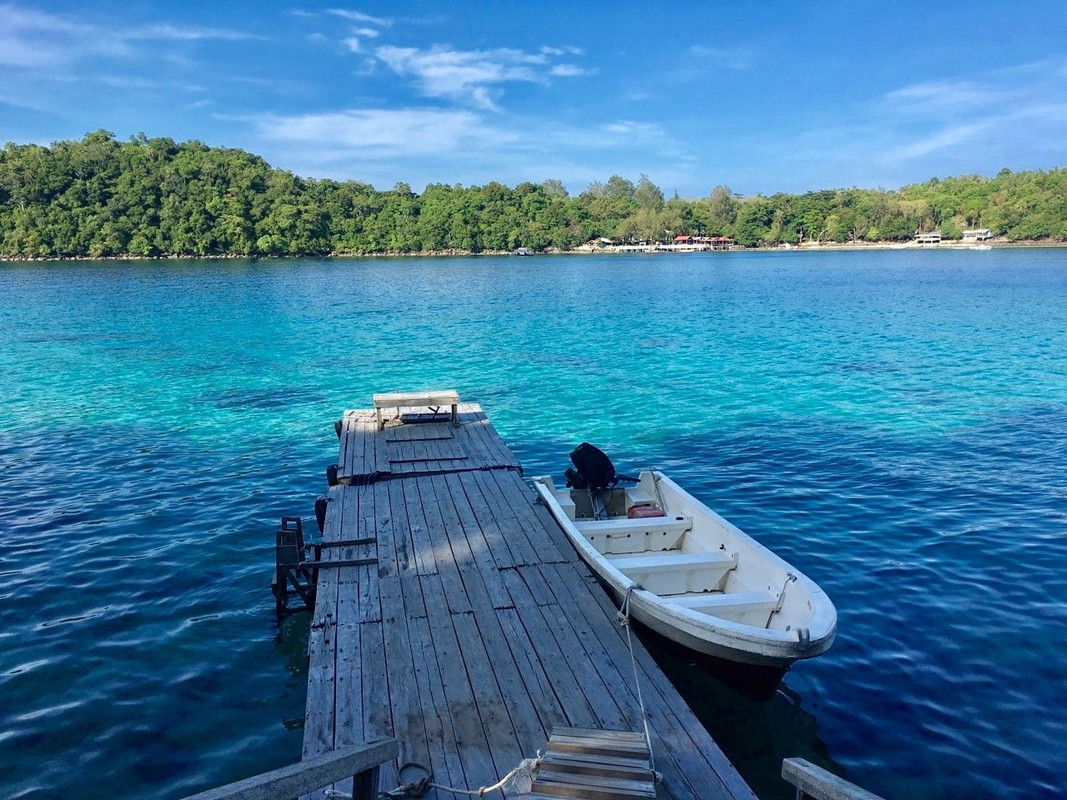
[638,625,842,800]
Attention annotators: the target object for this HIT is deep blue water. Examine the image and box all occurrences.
[1,249,1065,799]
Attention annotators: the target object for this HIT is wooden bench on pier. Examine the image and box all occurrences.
[373,390,460,430]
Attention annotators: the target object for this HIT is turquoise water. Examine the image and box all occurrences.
[1,249,1065,799]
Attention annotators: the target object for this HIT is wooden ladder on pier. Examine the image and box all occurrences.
[531,727,656,800]
[271,516,378,618]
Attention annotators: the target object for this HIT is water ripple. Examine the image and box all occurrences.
[2,251,1066,799]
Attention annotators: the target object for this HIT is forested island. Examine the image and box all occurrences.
[2,130,1066,259]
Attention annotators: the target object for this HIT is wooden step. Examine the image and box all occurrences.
[531,727,655,800]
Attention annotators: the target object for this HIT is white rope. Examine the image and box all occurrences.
[348,754,543,799]
[428,755,542,796]
[617,583,658,779]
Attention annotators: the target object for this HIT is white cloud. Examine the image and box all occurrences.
[124,23,261,42]
[0,3,258,72]
[0,5,112,67]
[872,60,1067,167]
[882,80,1006,116]
[885,121,996,161]
[247,107,698,194]
[327,9,392,27]
[373,44,585,110]
[343,27,380,53]
[253,108,509,158]
[688,45,753,70]
[551,64,592,77]
[540,45,584,57]
[600,121,666,140]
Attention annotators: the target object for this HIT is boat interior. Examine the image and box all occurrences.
[550,477,792,629]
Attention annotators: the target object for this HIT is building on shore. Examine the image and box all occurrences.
[915,230,942,244]
[672,235,735,250]
[962,228,994,242]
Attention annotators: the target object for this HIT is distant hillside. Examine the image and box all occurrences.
[2,130,1065,258]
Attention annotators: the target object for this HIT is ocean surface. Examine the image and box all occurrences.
[1,248,1065,800]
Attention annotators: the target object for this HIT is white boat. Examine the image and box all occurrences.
[533,456,836,674]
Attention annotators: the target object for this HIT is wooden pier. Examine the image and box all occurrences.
[301,399,757,800]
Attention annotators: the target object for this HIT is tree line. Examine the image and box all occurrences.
[1,130,1065,258]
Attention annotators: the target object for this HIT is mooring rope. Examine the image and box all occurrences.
[325,755,543,800]
[617,583,658,781]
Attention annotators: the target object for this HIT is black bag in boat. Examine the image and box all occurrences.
[566,442,618,491]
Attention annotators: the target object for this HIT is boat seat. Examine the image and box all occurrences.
[625,489,656,506]
[575,515,692,555]
[609,550,738,595]
[670,590,779,627]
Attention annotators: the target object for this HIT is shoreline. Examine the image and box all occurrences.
[1,238,1064,263]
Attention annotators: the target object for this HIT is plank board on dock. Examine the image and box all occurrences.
[303,402,756,800]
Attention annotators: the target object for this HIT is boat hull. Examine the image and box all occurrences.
[627,616,790,701]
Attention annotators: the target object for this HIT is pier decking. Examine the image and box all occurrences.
[303,401,756,799]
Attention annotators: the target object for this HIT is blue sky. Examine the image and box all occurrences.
[3,1,1066,197]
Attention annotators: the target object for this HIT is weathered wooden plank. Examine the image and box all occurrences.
[406,610,468,791]
[388,437,467,462]
[377,573,435,793]
[333,602,364,747]
[494,470,572,563]
[369,478,400,578]
[499,567,601,730]
[448,611,526,777]
[470,468,543,567]
[385,476,420,577]
[495,604,569,732]
[418,476,473,616]
[454,470,521,570]
[357,618,396,791]
[443,472,513,610]
[782,758,886,800]
[386,423,454,442]
[426,560,545,760]
[397,479,437,577]
[302,489,345,762]
[181,739,398,800]
[418,573,499,790]
[411,475,547,765]
[461,412,520,470]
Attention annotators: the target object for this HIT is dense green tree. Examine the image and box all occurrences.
[634,174,665,211]
[2,131,1066,258]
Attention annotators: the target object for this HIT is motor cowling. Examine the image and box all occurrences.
[567,442,618,491]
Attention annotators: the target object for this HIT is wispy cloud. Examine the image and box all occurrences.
[250,105,692,194]
[343,27,380,53]
[882,80,1009,117]
[885,121,996,161]
[688,45,754,71]
[253,108,509,159]
[0,5,114,67]
[873,59,1067,165]
[0,3,258,71]
[735,56,1067,193]
[551,64,593,78]
[373,44,585,110]
[124,23,261,42]
[327,9,392,27]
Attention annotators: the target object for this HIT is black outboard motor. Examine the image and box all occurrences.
[565,442,618,491]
